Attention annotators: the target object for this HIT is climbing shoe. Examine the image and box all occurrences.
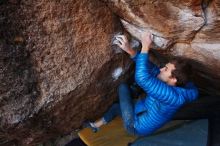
[83,121,99,133]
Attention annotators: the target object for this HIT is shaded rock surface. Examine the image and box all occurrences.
[0,0,220,145]
[0,0,131,145]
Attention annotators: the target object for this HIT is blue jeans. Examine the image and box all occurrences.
[103,83,136,135]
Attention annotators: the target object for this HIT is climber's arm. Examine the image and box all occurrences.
[113,34,160,79]
[113,34,136,57]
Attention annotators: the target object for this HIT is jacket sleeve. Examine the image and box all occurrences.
[132,52,160,77]
[135,53,179,104]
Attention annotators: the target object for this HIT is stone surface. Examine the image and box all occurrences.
[0,0,131,145]
[103,0,205,48]
[170,0,220,69]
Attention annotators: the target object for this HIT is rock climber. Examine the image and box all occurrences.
[86,32,199,136]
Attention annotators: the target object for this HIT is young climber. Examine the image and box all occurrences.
[87,32,199,136]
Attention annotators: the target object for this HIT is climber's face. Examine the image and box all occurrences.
[157,63,177,86]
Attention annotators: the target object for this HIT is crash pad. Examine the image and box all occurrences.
[131,119,208,146]
[78,117,189,146]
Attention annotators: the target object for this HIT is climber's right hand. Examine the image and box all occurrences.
[113,34,136,56]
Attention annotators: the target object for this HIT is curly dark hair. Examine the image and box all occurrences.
[169,57,192,87]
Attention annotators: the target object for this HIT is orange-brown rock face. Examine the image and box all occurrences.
[0,0,220,145]
[171,0,220,71]
[0,0,131,145]
[103,0,205,48]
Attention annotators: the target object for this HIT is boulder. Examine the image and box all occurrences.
[0,0,130,145]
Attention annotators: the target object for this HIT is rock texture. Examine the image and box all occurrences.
[171,0,220,77]
[0,0,220,145]
[0,0,131,145]
[103,0,205,48]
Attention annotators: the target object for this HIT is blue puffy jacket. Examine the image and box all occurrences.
[132,53,198,136]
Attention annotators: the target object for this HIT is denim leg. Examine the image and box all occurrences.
[103,103,122,123]
[118,83,136,135]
